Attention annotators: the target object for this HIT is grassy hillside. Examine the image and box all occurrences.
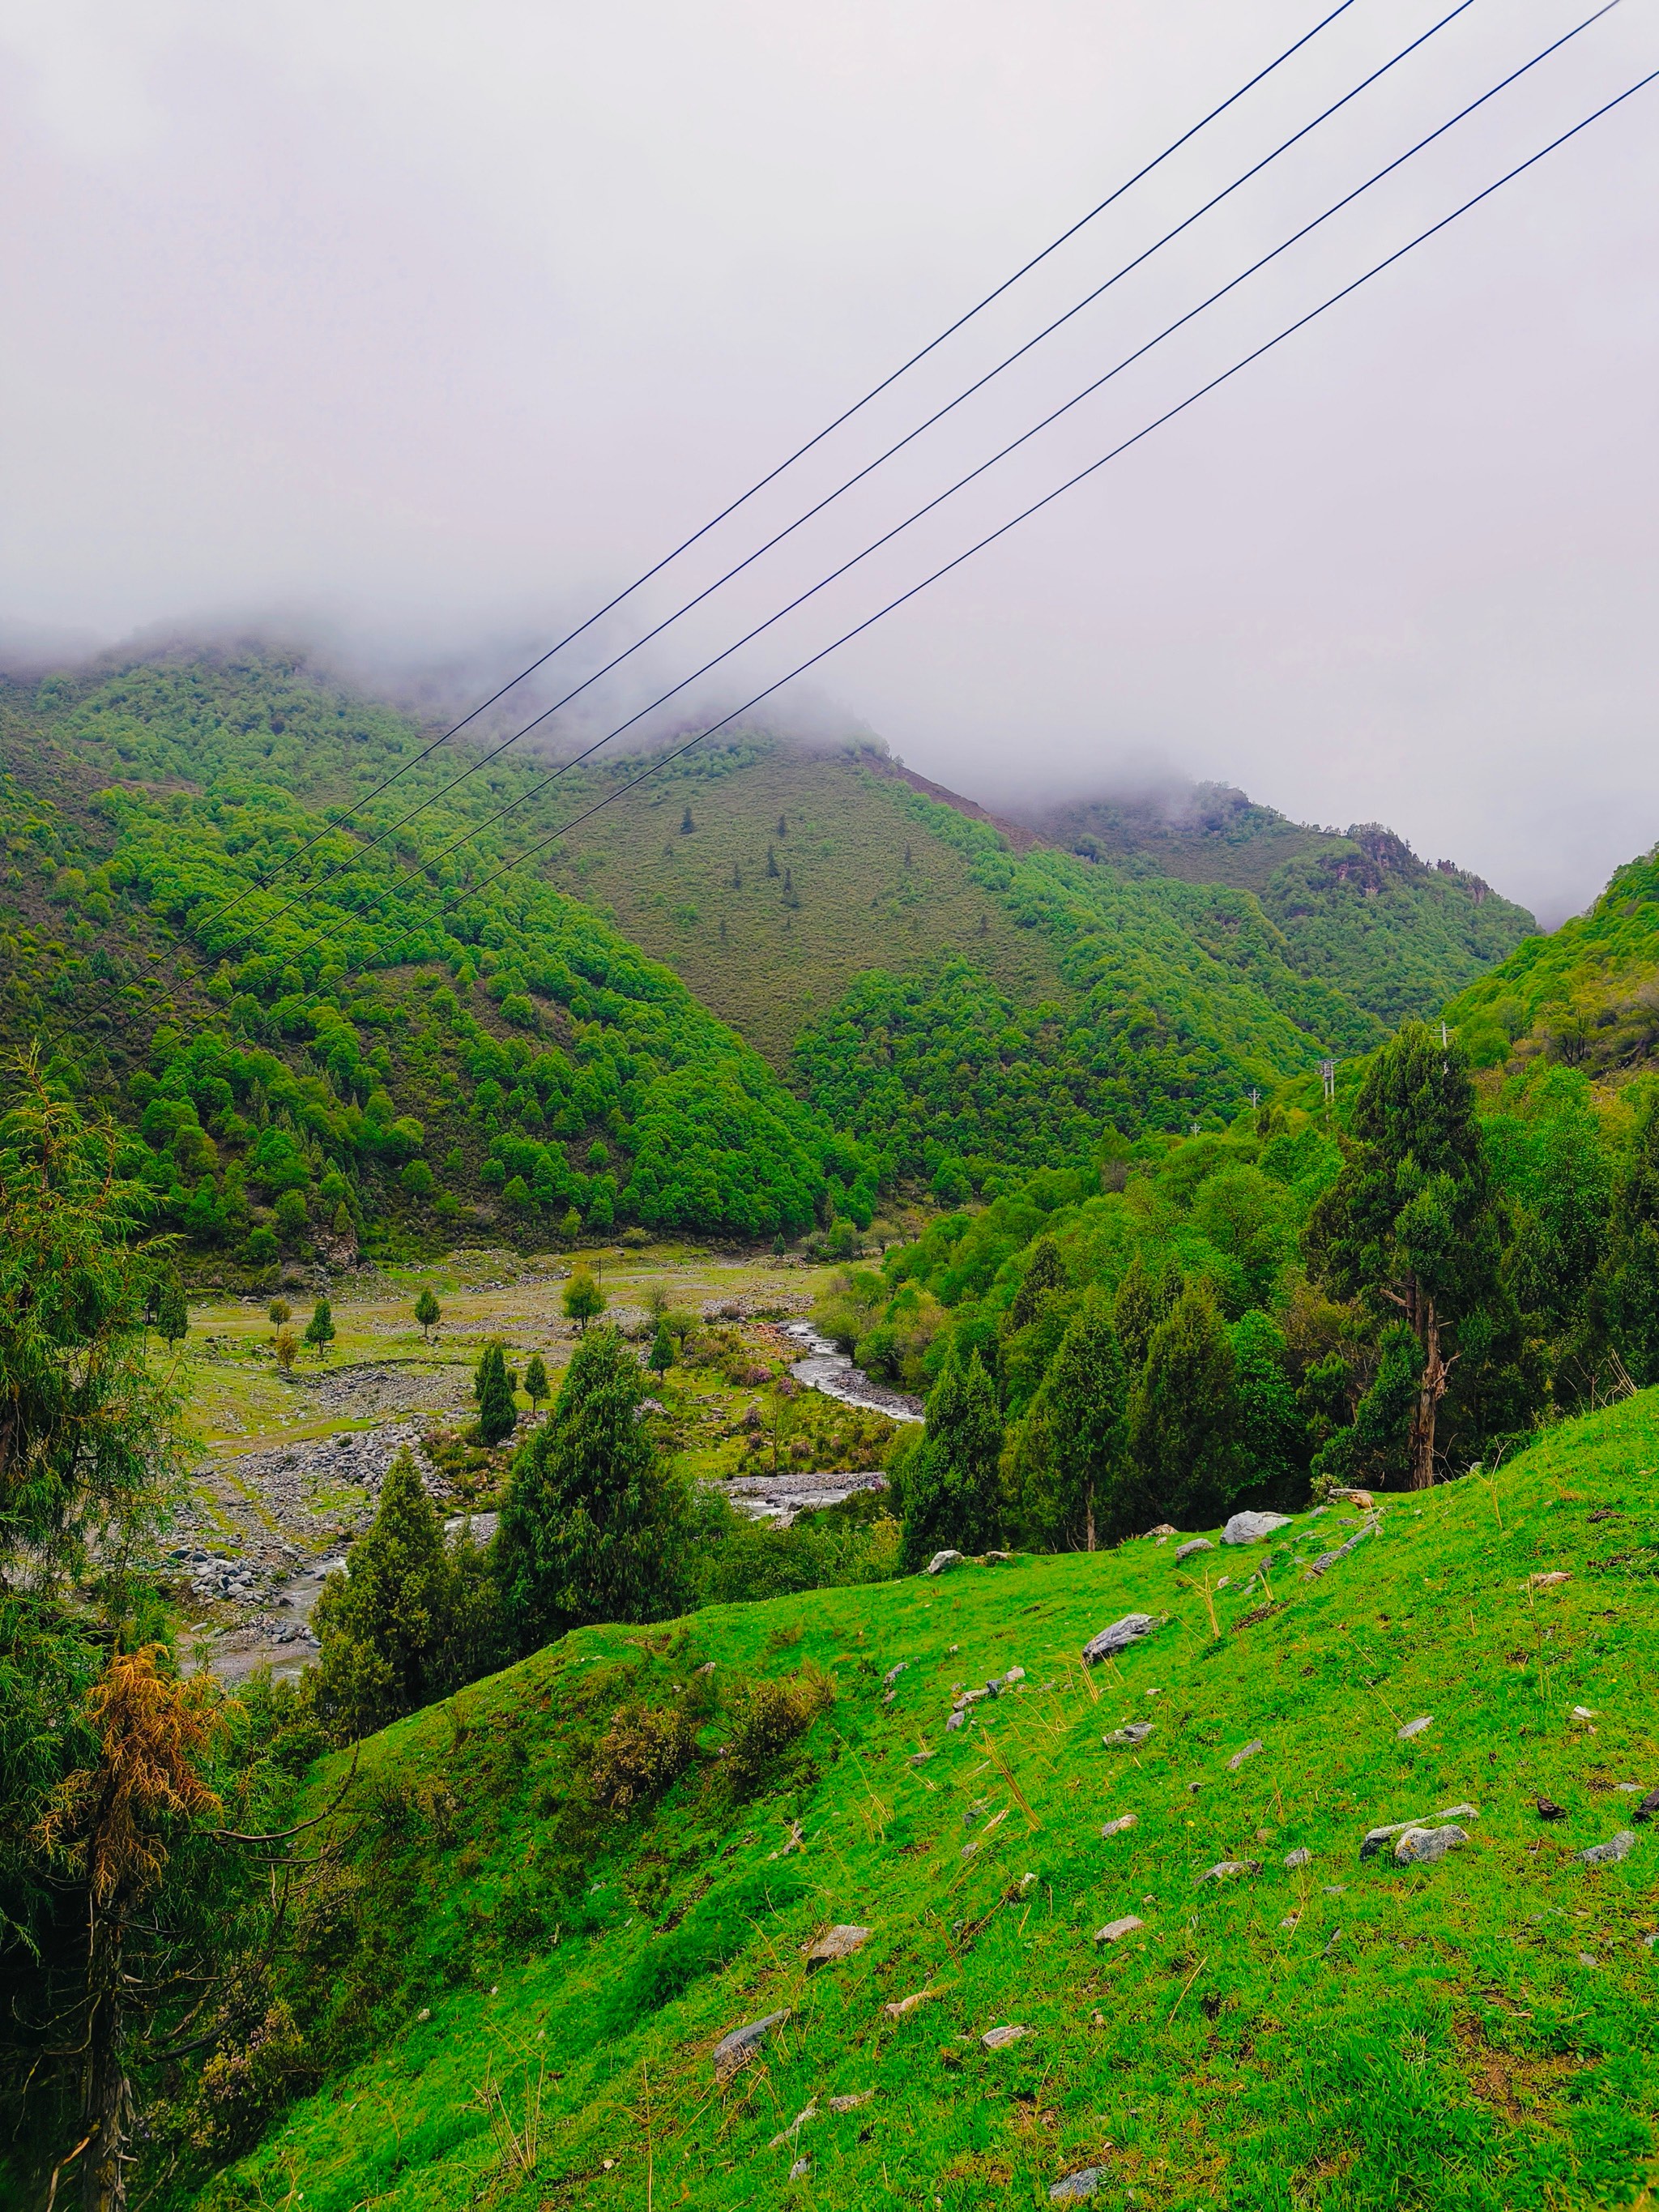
[1022,785,1535,1027]
[1447,844,1659,1078]
[176,1391,1659,2210]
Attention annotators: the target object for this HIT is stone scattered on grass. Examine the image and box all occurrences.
[982,2024,1028,2050]
[802,1924,872,1968]
[1143,1523,1178,1542]
[1049,2168,1102,2201]
[1359,1804,1478,1859]
[1280,1912,1301,1930]
[790,2159,809,2180]
[1397,1716,1433,1741]
[926,1550,964,1576]
[882,1990,934,2019]
[946,1713,966,1732]
[1635,1789,1659,1824]
[1227,1740,1264,1771]
[1103,1722,1155,1748]
[883,1663,906,1686]
[1303,1523,1375,1581]
[1198,1860,1261,1883]
[1330,1487,1375,1508]
[714,2009,791,2082]
[1393,1825,1468,1866]
[1284,1847,1312,1869]
[829,2091,873,2114]
[1174,1539,1213,1562]
[1529,1570,1571,1588]
[1572,1705,1596,1719]
[1081,1614,1163,1665]
[770,2103,817,2148]
[1094,1915,1143,1944]
[1222,1511,1292,1546]
[1100,1814,1139,1839]
[1577,1831,1637,1867]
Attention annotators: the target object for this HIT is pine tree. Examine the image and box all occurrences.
[155,1278,189,1349]
[680,804,695,834]
[649,1320,674,1374]
[1606,1086,1659,1385]
[474,1341,518,1446]
[766,845,779,879]
[1229,1309,1306,1493]
[1128,1280,1243,1528]
[494,1326,684,1649]
[302,1296,335,1362]
[1111,1249,1179,1374]
[415,1287,441,1343]
[523,1352,549,1412]
[898,1347,1003,1571]
[313,1448,471,1739]
[1305,1022,1501,1489]
[1008,1291,1129,1550]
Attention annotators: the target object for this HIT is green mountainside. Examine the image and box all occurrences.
[1021,784,1537,1027]
[164,1391,1659,2210]
[1448,843,1659,1078]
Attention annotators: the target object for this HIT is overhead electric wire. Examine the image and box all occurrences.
[205,0,1366,918]
[215,0,1624,953]
[202,0,1478,936]
[425,61,1659,923]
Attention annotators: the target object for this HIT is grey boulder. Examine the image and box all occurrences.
[925,1550,964,1576]
[1222,1511,1292,1546]
[1102,1721,1155,1748]
[1081,1613,1162,1665]
[1577,1831,1637,1867]
[801,1924,872,1967]
[714,2009,791,2082]
[1393,1825,1468,1865]
[1174,1539,1213,1562]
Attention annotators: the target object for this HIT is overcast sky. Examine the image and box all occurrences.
[2,0,1656,925]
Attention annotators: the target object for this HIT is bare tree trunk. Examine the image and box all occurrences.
[81,1915,130,2212]
[1408,1303,1448,1493]
[1085,1487,1096,1554]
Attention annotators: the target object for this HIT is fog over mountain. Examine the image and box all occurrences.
[4,0,1657,926]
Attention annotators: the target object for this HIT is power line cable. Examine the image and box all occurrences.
[426,62,1659,923]
[211,1,1364,912]
[200,0,1477,937]
[220,0,1621,949]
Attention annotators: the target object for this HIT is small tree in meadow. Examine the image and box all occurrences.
[303,1297,335,1363]
[273,1326,299,1373]
[414,1287,441,1343]
[268,1298,291,1326]
[649,1320,674,1375]
[523,1352,549,1414]
[564,1267,605,1334]
[473,1340,518,1447]
[155,1279,189,1351]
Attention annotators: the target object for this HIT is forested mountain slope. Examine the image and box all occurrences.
[1447,842,1659,1077]
[1018,782,1535,1026]
[155,1391,1659,2211]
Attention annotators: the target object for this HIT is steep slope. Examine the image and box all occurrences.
[0,662,846,1258]
[168,1393,1659,2211]
[1020,783,1536,1027]
[1447,842,1659,1077]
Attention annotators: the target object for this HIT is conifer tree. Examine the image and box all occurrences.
[494,1326,684,1649]
[523,1351,549,1412]
[1128,1279,1243,1527]
[1008,1291,1129,1550]
[649,1319,674,1373]
[1004,1235,1068,1334]
[1111,1249,1179,1375]
[303,1296,335,1362]
[1305,1022,1500,1489]
[313,1448,470,1740]
[1229,1308,1306,1492]
[155,1278,189,1350]
[415,1287,441,1343]
[473,1340,518,1446]
[898,1346,1003,1570]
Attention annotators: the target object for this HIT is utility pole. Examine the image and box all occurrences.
[1320,1059,1337,1116]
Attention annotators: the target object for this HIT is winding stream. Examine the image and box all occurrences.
[783,1320,924,1423]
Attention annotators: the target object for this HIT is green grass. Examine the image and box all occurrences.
[181,1392,1659,2210]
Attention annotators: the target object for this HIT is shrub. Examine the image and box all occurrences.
[245,1227,279,1266]
[588,1702,697,1812]
[190,2000,315,2159]
[720,1668,834,1798]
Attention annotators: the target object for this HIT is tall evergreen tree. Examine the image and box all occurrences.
[473,1341,518,1447]
[1128,1279,1243,1528]
[1111,1249,1180,1375]
[522,1352,549,1413]
[312,1448,471,1740]
[1606,1085,1659,1386]
[494,1326,684,1650]
[563,1267,605,1334]
[1007,1290,1129,1550]
[1229,1308,1306,1494]
[302,1296,335,1362]
[898,1347,1003,1570]
[1305,1022,1501,1489]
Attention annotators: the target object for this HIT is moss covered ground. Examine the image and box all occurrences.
[179,1390,1659,2210]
